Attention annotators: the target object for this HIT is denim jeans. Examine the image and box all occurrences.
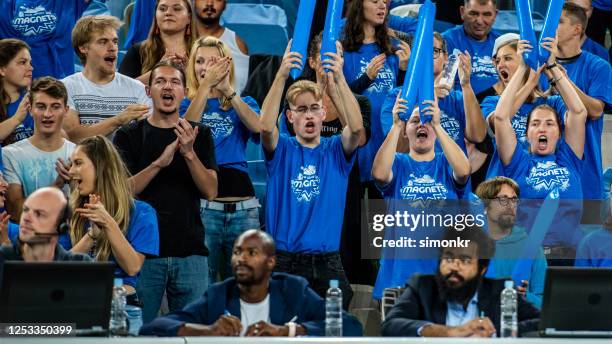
[274,251,353,310]
[125,304,142,336]
[201,205,260,282]
[136,255,209,324]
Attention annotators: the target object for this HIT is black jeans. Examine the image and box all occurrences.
[275,251,353,310]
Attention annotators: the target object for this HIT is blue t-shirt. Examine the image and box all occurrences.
[582,37,610,63]
[380,87,467,153]
[264,134,355,253]
[179,96,260,173]
[481,95,567,179]
[0,0,88,79]
[4,92,34,146]
[442,26,500,95]
[343,42,398,182]
[373,153,467,299]
[378,152,467,200]
[575,228,612,267]
[61,200,159,288]
[540,52,612,200]
[504,140,584,246]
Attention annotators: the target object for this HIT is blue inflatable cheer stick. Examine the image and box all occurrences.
[321,0,345,73]
[399,0,435,121]
[538,0,564,65]
[515,0,539,70]
[418,2,436,124]
[290,0,317,80]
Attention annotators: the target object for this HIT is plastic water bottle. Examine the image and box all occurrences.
[325,279,342,337]
[437,48,461,89]
[109,278,128,337]
[500,280,518,338]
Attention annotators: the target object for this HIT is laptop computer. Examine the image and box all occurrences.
[540,267,612,337]
[0,261,114,336]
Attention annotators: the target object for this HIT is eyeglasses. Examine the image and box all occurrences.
[441,254,473,267]
[493,196,519,207]
[433,48,444,59]
[289,105,323,116]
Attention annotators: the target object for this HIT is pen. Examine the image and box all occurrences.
[224,310,232,316]
[289,315,298,322]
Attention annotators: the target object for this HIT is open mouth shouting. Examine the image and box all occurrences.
[103,55,117,67]
[416,127,429,141]
[537,135,548,152]
[161,92,175,106]
[304,120,316,134]
[499,69,510,82]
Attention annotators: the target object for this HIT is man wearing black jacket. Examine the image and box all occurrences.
[382,226,540,337]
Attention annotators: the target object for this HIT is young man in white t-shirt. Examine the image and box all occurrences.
[3,77,75,221]
[62,15,151,143]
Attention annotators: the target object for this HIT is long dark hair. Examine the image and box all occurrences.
[341,0,394,55]
[140,0,195,74]
[0,39,30,121]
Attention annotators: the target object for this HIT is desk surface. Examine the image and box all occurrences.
[2,337,612,344]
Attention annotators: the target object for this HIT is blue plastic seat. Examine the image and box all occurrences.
[221,3,288,56]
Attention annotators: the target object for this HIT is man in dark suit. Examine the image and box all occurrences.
[382,226,540,337]
[140,229,362,337]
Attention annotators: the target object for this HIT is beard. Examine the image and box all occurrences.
[496,213,516,230]
[196,6,221,26]
[435,269,482,305]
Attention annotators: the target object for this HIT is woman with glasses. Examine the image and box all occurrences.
[493,38,587,265]
[341,0,409,192]
[476,176,547,309]
[67,135,160,335]
[181,36,261,283]
[371,94,471,299]
[119,0,195,85]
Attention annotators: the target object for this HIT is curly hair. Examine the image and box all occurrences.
[341,0,394,55]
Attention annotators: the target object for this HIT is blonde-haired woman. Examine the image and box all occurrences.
[119,0,195,84]
[68,135,159,335]
[181,36,261,283]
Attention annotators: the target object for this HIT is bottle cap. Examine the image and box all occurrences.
[114,278,123,287]
[504,280,514,289]
[329,279,339,288]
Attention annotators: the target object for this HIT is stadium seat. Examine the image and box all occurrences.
[247,159,267,228]
[221,3,288,56]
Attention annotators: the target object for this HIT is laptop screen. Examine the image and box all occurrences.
[0,261,114,330]
[541,267,612,332]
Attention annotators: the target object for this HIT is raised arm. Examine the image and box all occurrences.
[541,37,587,158]
[426,99,470,185]
[372,95,405,185]
[323,42,364,155]
[215,62,261,133]
[183,57,228,123]
[493,42,534,165]
[260,43,302,153]
[457,51,487,143]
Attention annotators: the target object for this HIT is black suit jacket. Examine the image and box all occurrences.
[381,274,540,337]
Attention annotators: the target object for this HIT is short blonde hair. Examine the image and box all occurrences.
[72,15,121,65]
[285,80,322,107]
[186,36,235,108]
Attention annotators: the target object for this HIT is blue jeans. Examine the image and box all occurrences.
[201,205,260,282]
[136,255,209,324]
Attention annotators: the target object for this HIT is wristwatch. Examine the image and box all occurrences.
[285,321,297,337]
